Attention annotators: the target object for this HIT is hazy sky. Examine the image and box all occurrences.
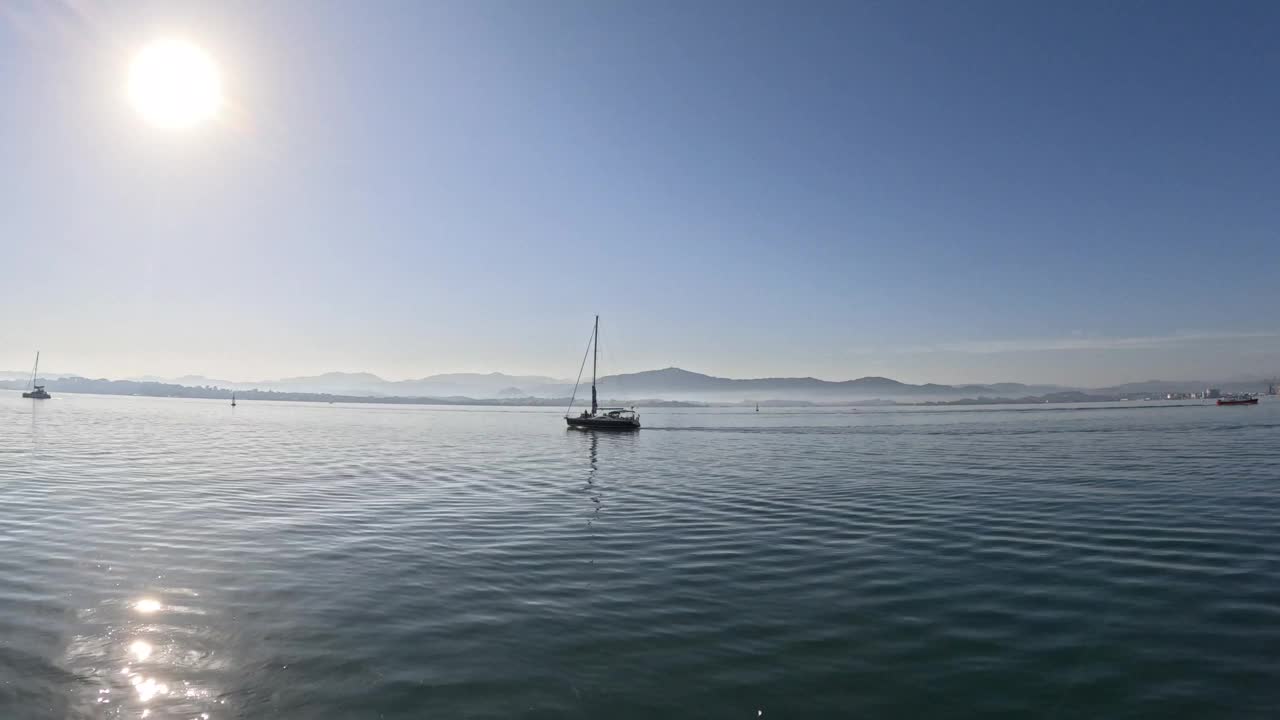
[3,0,1279,386]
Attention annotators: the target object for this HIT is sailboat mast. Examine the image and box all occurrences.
[31,351,39,388]
[591,315,599,415]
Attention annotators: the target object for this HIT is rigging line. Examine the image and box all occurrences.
[565,324,596,417]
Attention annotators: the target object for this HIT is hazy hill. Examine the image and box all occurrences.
[0,376,700,407]
[1092,379,1273,396]
[593,367,1066,401]
[2,366,1075,401]
[14,366,1272,403]
[129,371,572,398]
[388,373,569,398]
[253,372,389,395]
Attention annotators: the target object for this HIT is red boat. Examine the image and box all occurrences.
[1217,395,1259,406]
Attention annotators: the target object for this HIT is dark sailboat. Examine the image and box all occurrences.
[231,392,236,407]
[1217,394,1258,406]
[565,315,640,430]
[22,351,51,400]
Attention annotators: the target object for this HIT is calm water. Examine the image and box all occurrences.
[2,394,1279,719]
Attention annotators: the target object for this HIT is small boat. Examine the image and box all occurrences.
[21,351,51,400]
[1217,395,1258,406]
[231,392,236,407]
[565,315,640,430]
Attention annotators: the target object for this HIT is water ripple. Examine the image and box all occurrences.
[2,394,1279,718]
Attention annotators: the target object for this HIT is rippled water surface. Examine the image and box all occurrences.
[2,394,1279,718]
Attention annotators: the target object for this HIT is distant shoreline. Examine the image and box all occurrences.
[0,378,706,408]
[5,378,1245,409]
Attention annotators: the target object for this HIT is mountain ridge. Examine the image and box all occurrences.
[591,367,1066,400]
[10,367,1272,401]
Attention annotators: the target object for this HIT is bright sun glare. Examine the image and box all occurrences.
[128,39,223,129]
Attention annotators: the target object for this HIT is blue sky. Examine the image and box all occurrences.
[3,0,1279,385]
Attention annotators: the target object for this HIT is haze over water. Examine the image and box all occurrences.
[3,393,1279,718]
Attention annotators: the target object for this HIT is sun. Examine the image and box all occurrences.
[128,39,223,130]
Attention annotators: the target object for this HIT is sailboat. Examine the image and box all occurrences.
[231,392,236,407]
[22,352,51,400]
[565,315,640,430]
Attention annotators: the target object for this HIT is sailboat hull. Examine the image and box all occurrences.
[566,416,640,430]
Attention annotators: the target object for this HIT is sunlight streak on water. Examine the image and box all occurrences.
[131,675,168,703]
[128,640,153,662]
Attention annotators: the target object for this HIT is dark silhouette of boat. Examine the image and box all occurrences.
[21,352,50,400]
[565,316,640,430]
[568,406,640,429]
[1217,395,1258,406]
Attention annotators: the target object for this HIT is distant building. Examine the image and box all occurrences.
[1205,388,1221,399]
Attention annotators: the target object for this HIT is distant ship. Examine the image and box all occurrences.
[21,351,51,400]
[1217,394,1258,406]
[565,315,640,430]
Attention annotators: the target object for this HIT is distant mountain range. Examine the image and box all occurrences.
[592,367,1070,401]
[124,371,571,398]
[5,366,1274,403]
[112,367,1070,400]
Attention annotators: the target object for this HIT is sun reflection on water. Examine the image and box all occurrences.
[129,640,153,661]
[65,590,219,715]
[131,674,169,702]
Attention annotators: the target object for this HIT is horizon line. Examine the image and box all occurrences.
[3,364,1275,390]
